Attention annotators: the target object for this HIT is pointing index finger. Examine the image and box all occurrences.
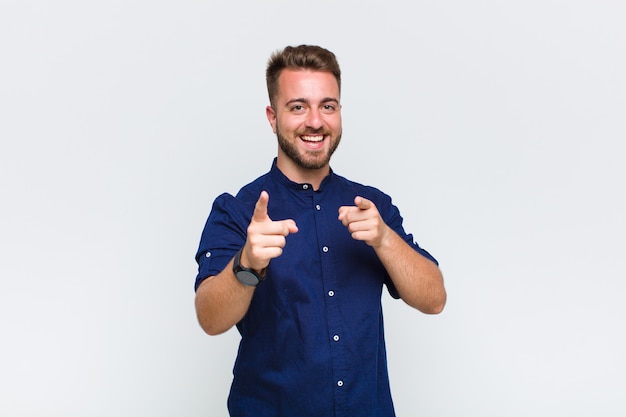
[252,191,270,222]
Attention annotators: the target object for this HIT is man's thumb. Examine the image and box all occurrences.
[355,196,372,210]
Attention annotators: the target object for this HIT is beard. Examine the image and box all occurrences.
[276,126,342,170]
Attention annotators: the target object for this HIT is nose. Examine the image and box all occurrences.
[305,107,323,130]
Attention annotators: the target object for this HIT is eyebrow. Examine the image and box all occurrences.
[285,97,340,106]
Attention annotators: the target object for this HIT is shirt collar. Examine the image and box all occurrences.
[269,158,335,192]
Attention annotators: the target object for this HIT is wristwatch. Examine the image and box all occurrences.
[232,248,265,287]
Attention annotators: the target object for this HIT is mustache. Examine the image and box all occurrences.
[298,128,329,135]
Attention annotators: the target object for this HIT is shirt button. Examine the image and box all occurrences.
[316,204,321,210]
[333,335,340,342]
[205,252,211,258]
[302,184,309,190]
[322,246,329,253]
[328,290,334,297]
[337,380,344,387]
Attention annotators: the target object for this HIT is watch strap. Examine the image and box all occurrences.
[232,248,265,287]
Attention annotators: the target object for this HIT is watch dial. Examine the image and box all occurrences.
[237,270,259,286]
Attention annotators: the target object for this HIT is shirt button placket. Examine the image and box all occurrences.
[315,197,345,400]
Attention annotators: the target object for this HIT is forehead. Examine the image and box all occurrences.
[276,69,340,102]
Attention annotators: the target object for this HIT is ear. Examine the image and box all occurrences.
[266,105,277,134]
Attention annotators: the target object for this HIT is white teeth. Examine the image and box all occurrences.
[301,135,324,142]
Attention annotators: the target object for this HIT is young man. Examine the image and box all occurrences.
[194,45,446,417]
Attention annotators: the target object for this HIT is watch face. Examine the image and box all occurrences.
[236,270,259,286]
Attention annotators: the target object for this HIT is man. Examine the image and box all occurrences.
[194,45,446,416]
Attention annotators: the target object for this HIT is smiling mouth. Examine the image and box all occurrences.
[300,135,325,143]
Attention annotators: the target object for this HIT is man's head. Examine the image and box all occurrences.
[265,46,343,178]
[266,45,341,109]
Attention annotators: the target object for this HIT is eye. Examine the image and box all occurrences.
[290,104,305,113]
[321,104,337,114]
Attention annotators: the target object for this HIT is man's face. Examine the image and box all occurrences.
[267,69,342,170]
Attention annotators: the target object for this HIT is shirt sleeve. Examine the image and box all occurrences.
[194,193,250,291]
[375,191,439,299]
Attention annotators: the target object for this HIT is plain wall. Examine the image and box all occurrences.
[1,1,625,416]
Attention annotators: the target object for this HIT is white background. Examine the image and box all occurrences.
[1,1,625,416]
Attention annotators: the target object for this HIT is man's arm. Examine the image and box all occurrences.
[195,261,255,336]
[338,196,446,314]
[195,191,298,335]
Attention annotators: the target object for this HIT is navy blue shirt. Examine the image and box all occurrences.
[195,160,438,417]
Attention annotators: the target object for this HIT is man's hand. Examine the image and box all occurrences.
[242,191,298,272]
[338,196,390,248]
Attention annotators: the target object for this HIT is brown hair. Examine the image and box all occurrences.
[266,45,341,107]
